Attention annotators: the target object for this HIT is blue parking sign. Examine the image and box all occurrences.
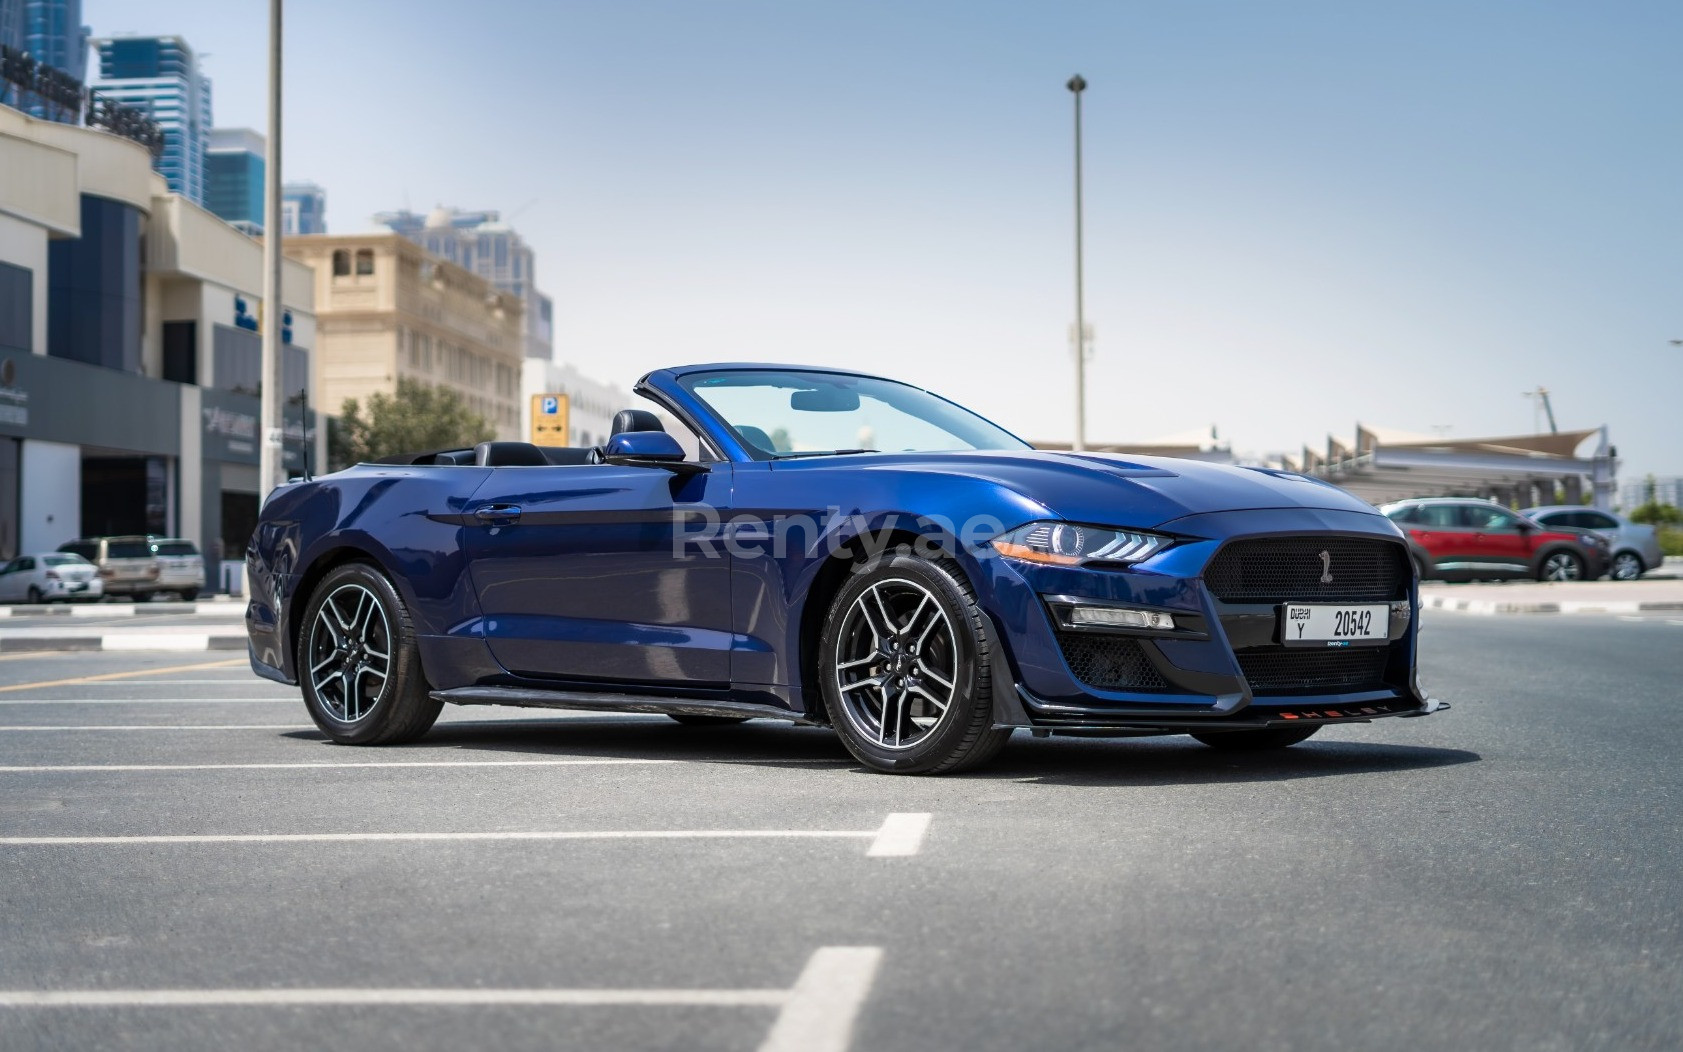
[541,397,559,415]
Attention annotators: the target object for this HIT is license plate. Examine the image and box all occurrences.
[1281,603,1390,647]
[69,582,88,592]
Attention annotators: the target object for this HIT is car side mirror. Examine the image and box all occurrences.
[603,431,707,475]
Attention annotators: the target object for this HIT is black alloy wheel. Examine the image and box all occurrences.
[298,562,441,745]
[818,546,1010,774]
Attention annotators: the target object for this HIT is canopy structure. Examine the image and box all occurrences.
[1282,424,1617,509]
[1034,428,1236,464]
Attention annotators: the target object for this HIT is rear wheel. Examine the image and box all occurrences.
[1190,726,1320,750]
[181,588,200,602]
[26,585,42,604]
[819,546,1010,774]
[1610,552,1644,581]
[1538,550,1584,582]
[298,562,441,745]
[667,714,750,727]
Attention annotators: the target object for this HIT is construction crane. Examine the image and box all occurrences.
[1522,387,1558,434]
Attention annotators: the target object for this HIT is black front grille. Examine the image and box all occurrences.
[1055,632,1167,691]
[1237,647,1390,695]
[1204,537,1406,604]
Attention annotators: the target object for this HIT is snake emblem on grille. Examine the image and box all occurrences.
[1319,549,1333,585]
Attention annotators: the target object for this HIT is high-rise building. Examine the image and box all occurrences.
[373,206,553,361]
[0,0,91,122]
[281,182,327,235]
[91,35,212,205]
[205,127,264,235]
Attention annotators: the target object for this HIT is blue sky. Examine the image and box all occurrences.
[88,0,1682,482]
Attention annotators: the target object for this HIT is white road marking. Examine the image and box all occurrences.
[101,635,217,651]
[0,759,673,772]
[0,698,296,705]
[0,942,886,1052]
[866,812,932,857]
[0,987,787,1007]
[758,946,883,1052]
[1668,620,1683,627]
[0,818,923,853]
[0,725,307,732]
[1619,616,1645,622]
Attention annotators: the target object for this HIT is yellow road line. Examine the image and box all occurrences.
[0,658,246,694]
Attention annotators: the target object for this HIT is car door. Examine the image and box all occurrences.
[1461,505,1531,574]
[1411,503,1475,570]
[461,462,734,686]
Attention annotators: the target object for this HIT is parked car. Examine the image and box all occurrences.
[1520,506,1663,581]
[1381,497,1609,582]
[56,536,160,601]
[247,362,1446,775]
[0,552,104,603]
[147,537,206,600]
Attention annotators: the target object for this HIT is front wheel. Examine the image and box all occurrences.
[818,546,1011,774]
[1538,550,1584,582]
[1610,552,1644,581]
[298,562,441,745]
[1190,726,1320,751]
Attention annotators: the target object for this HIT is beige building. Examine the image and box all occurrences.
[287,234,524,438]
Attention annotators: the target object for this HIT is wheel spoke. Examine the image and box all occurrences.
[907,682,949,714]
[915,661,954,692]
[840,673,889,695]
[315,607,346,649]
[836,654,878,672]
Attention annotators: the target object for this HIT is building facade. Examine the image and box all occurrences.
[1,102,320,588]
[281,181,325,235]
[520,359,628,451]
[373,206,554,361]
[205,126,263,235]
[91,35,211,205]
[0,0,88,121]
[286,235,524,441]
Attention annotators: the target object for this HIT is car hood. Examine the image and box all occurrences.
[840,450,1381,530]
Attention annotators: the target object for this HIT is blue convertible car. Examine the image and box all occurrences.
[246,363,1445,774]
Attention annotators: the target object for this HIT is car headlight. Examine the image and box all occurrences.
[991,521,1173,567]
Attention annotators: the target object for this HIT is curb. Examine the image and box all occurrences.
[0,634,247,653]
[0,602,245,619]
[1423,596,1683,616]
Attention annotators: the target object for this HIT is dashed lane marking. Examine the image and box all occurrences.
[0,814,932,856]
[0,759,674,772]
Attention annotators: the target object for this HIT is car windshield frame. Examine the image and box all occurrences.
[675,369,1031,461]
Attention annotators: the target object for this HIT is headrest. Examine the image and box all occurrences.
[474,441,550,467]
[610,409,665,436]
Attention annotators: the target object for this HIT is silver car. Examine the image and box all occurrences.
[0,553,104,603]
[1521,506,1665,581]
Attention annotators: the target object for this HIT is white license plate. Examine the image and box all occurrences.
[1281,603,1390,647]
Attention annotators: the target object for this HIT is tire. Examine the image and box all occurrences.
[297,562,441,745]
[818,545,1011,774]
[134,591,153,603]
[181,588,200,602]
[1412,554,1431,581]
[1610,552,1644,582]
[667,714,751,727]
[1190,726,1320,751]
[26,585,42,604]
[1537,550,1584,582]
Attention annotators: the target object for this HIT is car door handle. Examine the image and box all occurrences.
[473,504,522,526]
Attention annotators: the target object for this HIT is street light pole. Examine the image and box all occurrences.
[1067,74,1088,452]
[259,0,285,494]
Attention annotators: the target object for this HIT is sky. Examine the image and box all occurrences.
[86,0,1683,482]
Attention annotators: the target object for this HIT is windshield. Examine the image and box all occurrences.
[679,370,1028,458]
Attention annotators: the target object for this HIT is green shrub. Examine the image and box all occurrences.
[1658,526,1683,559]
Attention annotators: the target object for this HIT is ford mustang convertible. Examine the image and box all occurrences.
[246,363,1446,773]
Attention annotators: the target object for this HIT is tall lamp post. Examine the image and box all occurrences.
[1067,74,1088,452]
[258,0,285,495]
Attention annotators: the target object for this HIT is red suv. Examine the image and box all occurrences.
[1381,498,1609,582]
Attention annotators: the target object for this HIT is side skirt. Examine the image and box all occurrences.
[429,686,818,725]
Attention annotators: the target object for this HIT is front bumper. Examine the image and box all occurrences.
[976,509,1442,734]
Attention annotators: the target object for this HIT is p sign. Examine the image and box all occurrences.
[529,393,569,446]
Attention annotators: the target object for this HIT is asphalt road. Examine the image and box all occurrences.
[0,612,1678,1051]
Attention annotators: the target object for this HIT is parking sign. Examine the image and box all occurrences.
[529,393,569,446]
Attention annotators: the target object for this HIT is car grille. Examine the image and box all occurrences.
[1203,537,1407,604]
[1054,632,1168,691]
[1237,647,1390,695]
